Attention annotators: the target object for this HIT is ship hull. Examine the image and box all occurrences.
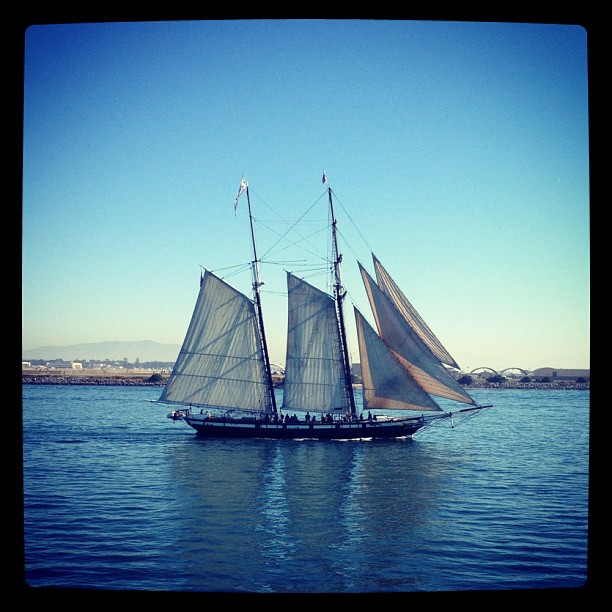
[181,414,427,440]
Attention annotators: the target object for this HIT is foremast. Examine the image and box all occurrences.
[245,182,278,414]
[327,185,357,418]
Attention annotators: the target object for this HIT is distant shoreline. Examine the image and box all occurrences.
[21,374,590,391]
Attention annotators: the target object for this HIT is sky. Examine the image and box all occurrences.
[21,18,590,371]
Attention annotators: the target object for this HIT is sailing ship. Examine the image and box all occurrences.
[159,176,491,439]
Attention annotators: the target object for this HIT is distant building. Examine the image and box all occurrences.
[47,360,70,369]
[531,368,589,381]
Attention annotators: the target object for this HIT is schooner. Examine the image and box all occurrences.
[159,176,491,439]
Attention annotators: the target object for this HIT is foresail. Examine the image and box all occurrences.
[359,262,477,406]
[372,254,460,369]
[159,270,274,412]
[281,272,351,414]
[355,308,443,412]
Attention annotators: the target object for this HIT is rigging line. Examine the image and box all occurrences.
[335,226,363,266]
[247,214,327,264]
[269,261,329,279]
[266,258,326,267]
[256,191,329,262]
[298,269,329,283]
[216,263,253,282]
[260,220,332,264]
[199,262,254,283]
[331,187,376,254]
[256,218,327,225]
[208,262,252,275]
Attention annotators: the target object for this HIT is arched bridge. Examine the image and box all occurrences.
[500,367,530,376]
[470,367,498,376]
[469,367,531,376]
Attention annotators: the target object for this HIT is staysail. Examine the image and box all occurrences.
[355,307,443,412]
[159,270,275,412]
[359,261,476,406]
[372,254,460,369]
[281,272,352,414]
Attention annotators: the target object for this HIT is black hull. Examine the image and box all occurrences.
[182,415,425,440]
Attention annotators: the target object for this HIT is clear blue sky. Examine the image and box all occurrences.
[22,19,590,371]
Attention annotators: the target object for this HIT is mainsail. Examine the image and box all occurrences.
[372,254,460,369]
[281,272,352,414]
[355,307,443,412]
[359,261,476,406]
[159,270,275,412]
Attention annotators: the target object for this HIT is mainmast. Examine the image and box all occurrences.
[327,185,357,417]
[245,183,278,413]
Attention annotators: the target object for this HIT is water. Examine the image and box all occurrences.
[21,384,590,593]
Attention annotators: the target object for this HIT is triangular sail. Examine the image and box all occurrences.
[355,308,443,412]
[372,254,460,369]
[281,272,351,414]
[159,270,275,412]
[359,262,476,406]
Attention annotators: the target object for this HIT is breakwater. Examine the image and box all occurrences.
[22,375,166,386]
[467,380,589,390]
[21,374,589,391]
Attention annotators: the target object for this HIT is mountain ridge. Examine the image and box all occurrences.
[22,340,181,362]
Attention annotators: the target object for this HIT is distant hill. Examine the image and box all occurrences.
[22,340,181,363]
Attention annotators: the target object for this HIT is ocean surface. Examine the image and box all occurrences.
[20,384,590,594]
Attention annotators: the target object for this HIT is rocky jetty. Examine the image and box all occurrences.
[22,374,589,391]
[22,374,167,386]
[467,380,589,391]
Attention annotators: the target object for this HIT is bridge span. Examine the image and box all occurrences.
[469,367,531,376]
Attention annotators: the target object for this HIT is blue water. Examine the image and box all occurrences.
[21,385,590,593]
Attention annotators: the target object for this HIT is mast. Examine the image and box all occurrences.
[245,184,278,413]
[327,186,357,417]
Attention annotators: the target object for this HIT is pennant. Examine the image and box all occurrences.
[322,170,327,185]
[234,175,247,214]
